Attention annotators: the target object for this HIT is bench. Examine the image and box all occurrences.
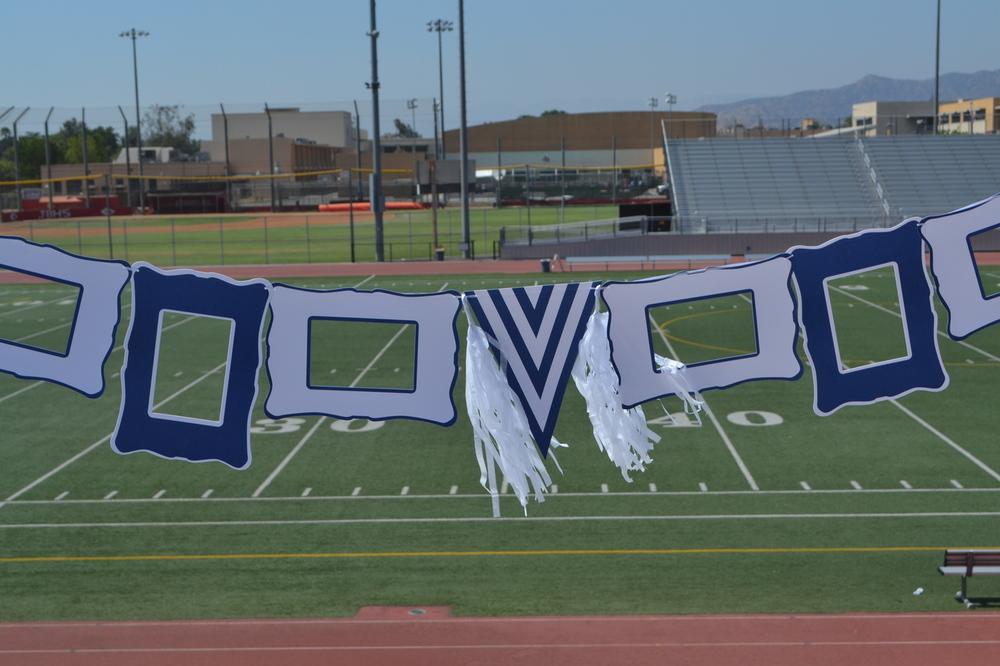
[938,549,1000,606]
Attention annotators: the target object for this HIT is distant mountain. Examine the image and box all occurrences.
[697,69,1000,128]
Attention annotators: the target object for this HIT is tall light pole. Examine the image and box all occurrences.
[407,98,418,199]
[648,96,659,166]
[664,92,677,140]
[933,0,941,135]
[120,28,149,212]
[457,0,471,259]
[427,19,453,158]
[367,0,385,262]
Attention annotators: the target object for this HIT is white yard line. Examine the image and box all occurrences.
[889,398,1000,483]
[0,295,73,319]
[12,484,998,507]
[648,312,759,490]
[0,359,227,509]
[5,510,1000,530]
[251,280,444,499]
[800,481,812,490]
[103,490,118,500]
[951,479,964,489]
[850,480,863,490]
[201,489,214,499]
[830,285,1000,363]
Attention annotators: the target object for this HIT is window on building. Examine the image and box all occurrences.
[963,111,972,122]
[939,114,949,125]
[951,112,961,123]
[975,108,986,120]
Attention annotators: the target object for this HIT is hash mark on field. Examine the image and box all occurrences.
[800,481,812,491]
[550,484,558,494]
[400,486,410,496]
[351,487,361,496]
[851,480,863,490]
[648,483,658,493]
[951,479,964,489]
[153,490,166,499]
[54,491,68,501]
[173,371,183,377]
[600,483,609,493]
[966,359,975,365]
[111,372,119,378]
[900,480,912,489]
[449,485,458,495]
[699,482,708,492]
[103,490,118,500]
[500,479,510,495]
[301,487,311,497]
[201,489,213,498]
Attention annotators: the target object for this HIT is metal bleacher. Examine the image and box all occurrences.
[666,136,885,233]
[859,135,1000,220]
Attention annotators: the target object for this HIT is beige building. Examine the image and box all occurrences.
[852,101,935,136]
[937,97,1000,134]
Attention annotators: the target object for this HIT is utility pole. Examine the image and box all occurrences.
[219,104,231,211]
[407,98,418,200]
[117,106,133,208]
[367,0,385,261]
[457,0,471,259]
[427,19,453,157]
[264,103,276,212]
[933,0,941,135]
[44,107,54,209]
[12,107,29,212]
[120,28,149,211]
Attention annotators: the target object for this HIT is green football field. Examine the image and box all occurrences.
[2,265,1000,621]
[0,204,616,266]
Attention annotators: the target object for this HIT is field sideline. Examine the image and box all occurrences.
[1,263,1000,621]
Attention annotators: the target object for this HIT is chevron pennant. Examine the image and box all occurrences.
[467,282,597,456]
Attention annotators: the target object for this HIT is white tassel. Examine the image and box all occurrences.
[463,299,555,517]
[571,306,702,481]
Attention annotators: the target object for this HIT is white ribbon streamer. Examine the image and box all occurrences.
[463,297,560,517]
[571,304,701,481]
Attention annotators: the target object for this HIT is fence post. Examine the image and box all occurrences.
[104,175,114,259]
[305,214,312,263]
[263,215,270,264]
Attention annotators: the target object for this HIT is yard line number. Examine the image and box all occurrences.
[250,417,384,434]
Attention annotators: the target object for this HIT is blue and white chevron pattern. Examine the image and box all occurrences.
[467,282,596,456]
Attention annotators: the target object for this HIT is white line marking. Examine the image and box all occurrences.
[301,487,311,497]
[153,490,166,499]
[600,483,609,493]
[900,480,912,489]
[0,295,70,319]
[851,481,863,490]
[8,510,1000,530]
[889,399,1000,483]
[351,487,362,496]
[951,479,964,489]
[648,483,658,493]
[649,312,759,490]
[400,486,410,496]
[449,485,458,495]
[830,285,1000,362]
[103,490,117,500]
[53,491,68,501]
[251,280,442,499]
[500,479,510,495]
[800,481,812,491]
[12,485,1000,507]
[550,484,558,494]
[201,489,213,499]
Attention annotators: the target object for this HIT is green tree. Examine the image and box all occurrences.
[140,104,199,156]
[390,118,420,138]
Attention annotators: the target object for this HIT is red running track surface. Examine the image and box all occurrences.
[2,610,1000,666]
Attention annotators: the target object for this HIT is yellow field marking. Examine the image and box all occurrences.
[0,545,985,565]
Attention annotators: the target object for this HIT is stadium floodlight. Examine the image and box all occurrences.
[120,28,149,212]
[427,19,453,158]
[648,97,659,163]
[664,92,677,139]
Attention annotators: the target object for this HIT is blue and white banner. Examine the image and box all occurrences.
[0,193,999,510]
[466,282,597,456]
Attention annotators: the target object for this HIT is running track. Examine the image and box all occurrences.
[2,610,999,665]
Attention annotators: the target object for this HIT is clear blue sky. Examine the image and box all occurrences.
[4,0,999,132]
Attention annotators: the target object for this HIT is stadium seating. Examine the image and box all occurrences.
[860,135,1000,220]
[665,134,1000,232]
[667,137,883,232]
